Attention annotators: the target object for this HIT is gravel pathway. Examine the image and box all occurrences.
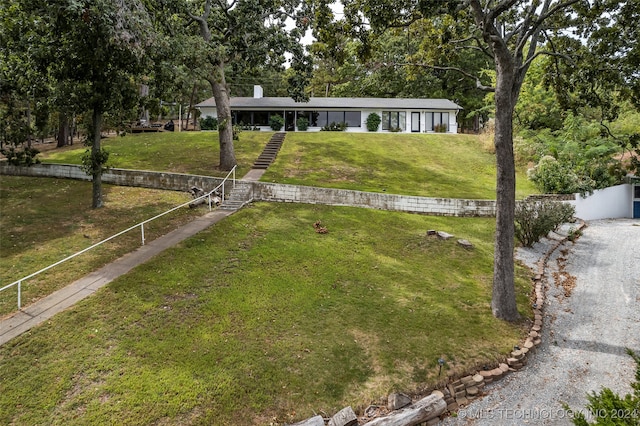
[441,219,640,425]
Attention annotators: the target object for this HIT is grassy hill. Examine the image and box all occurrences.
[39,131,537,199]
[1,131,538,425]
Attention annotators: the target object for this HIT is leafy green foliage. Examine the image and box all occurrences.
[269,114,284,131]
[522,113,635,194]
[321,121,347,131]
[366,112,381,132]
[515,57,564,131]
[514,200,575,247]
[199,116,218,130]
[0,146,41,166]
[527,156,583,194]
[567,349,640,426]
[296,116,309,131]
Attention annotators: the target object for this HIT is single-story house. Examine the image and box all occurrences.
[195,85,462,133]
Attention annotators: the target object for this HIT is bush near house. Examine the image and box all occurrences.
[434,123,448,133]
[366,112,381,131]
[269,114,284,131]
[321,121,347,131]
[199,116,218,130]
[296,116,309,131]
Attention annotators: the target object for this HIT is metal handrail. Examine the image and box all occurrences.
[0,166,236,310]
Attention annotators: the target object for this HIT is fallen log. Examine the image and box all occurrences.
[364,394,446,426]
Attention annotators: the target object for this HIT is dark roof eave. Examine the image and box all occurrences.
[195,96,463,111]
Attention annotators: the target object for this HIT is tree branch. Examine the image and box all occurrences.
[394,62,495,92]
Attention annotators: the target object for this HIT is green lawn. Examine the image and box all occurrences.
[0,202,533,425]
[0,176,200,316]
[1,131,540,425]
[263,132,537,199]
[39,131,538,199]
[39,131,271,178]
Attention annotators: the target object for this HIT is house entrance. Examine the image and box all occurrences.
[634,184,640,218]
[285,111,295,131]
[411,112,420,132]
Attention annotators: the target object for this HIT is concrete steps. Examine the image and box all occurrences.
[219,183,253,211]
[252,132,286,169]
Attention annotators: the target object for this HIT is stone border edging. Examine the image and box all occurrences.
[292,220,588,426]
[428,219,588,420]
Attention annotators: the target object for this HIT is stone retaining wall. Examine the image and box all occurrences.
[0,163,225,192]
[0,163,497,217]
[252,182,496,217]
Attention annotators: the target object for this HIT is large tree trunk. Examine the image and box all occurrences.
[491,60,519,322]
[57,114,69,148]
[91,108,104,209]
[209,65,237,171]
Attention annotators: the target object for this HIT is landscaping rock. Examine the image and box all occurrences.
[466,386,479,397]
[328,406,357,426]
[387,393,412,411]
[457,239,473,249]
[437,231,454,240]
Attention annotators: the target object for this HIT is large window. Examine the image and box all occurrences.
[315,111,328,127]
[327,111,344,124]
[381,111,406,131]
[345,111,361,127]
[429,112,449,131]
[231,110,363,128]
[236,111,252,126]
[253,111,269,126]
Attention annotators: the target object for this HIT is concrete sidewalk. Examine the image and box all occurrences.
[0,169,267,347]
[0,209,233,346]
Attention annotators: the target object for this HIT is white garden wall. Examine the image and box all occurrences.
[569,184,633,220]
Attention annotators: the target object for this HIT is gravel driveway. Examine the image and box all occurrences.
[441,219,640,425]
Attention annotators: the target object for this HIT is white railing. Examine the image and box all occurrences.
[0,166,236,311]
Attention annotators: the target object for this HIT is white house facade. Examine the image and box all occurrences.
[195,86,462,134]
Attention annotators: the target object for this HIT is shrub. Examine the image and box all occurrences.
[296,116,309,131]
[434,123,448,133]
[514,200,575,247]
[269,114,284,131]
[199,116,218,130]
[366,112,381,131]
[321,121,347,131]
[389,126,402,132]
[566,349,640,426]
[528,155,580,194]
[0,146,41,166]
[232,124,242,141]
